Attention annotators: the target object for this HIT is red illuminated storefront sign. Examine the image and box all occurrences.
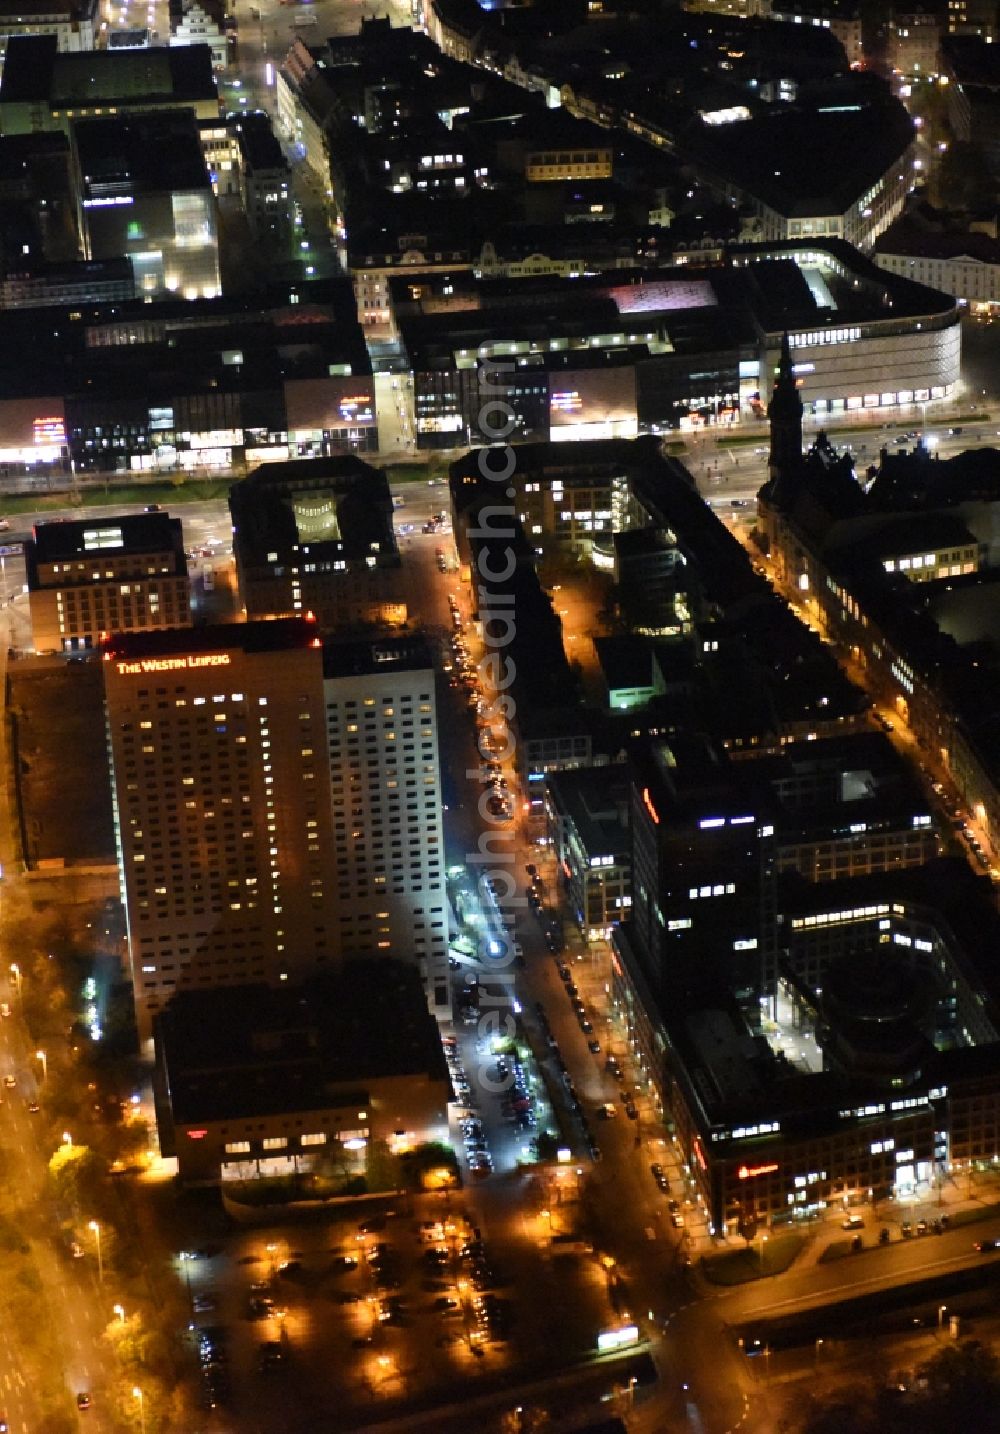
[737,1162,779,1180]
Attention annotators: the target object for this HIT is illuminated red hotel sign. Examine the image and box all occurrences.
[642,786,660,825]
[737,1162,779,1180]
[115,653,232,676]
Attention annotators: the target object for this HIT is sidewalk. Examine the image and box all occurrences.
[740,1170,1000,1282]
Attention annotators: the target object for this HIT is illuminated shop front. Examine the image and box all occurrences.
[0,398,67,468]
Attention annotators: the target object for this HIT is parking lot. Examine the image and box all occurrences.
[167,1181,614,1431]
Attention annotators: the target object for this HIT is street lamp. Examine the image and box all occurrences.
[760,1233,769,1271]
[113,1303,126,1323]
[9,963,20,1001]
[938,1304,948,1329]
[89,1220,103,1283]
[132,1385,145,1434]
[62,1131,73,1147]
[35,1050,46,1081]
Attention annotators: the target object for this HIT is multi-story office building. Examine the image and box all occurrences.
[602,376,1000,1238]
[232,112,293,258]
[629,734,772,993]
[153,963,450,1183]
[0,36,219,136]
[875,219,1000,312]
[395,244,959,445]
[546,766,631,942]
[26,511,191,653]
[612,857,1000,1234]
[0,131,79,266]
[323,635,450,1017]
[103,618,338,1045]
[70,110,220,302]
[229,457,405,633]
[759,732,942,882]
[0,279,376,474]
[766,0,863,65]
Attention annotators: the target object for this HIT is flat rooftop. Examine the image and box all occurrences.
[0,35,217,108]
[156,962,449,1124]
[30,513,182,561]
[323,634,434,681]
[73,110,209,198]
[0,0,96,17]
[102,616,320,663]
[547,764,630,860]
[26,512,185,587]
[689,100,914,220]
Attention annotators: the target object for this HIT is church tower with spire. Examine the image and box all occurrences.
[767,332,803,483]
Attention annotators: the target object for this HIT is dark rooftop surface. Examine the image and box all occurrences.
[594,634,658,692]
[229,456,397,568]
[72,111,210,197]
[156,962,449,1124]
[942,32,1000,88]
[688,100,914,219]
[618,856,1000,1137]
[0,0,96,17]
[824,511,978,568]
[102,616,320,663]
[395,248,954,371]
[0,279,370,404]
[322,634,434,681]
[26,512,186,588]
[0,35,217,108]
[232,111,286,172]
[546,764,630,859]
[875,216,1000,265]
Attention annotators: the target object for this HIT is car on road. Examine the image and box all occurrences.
[3,1075,14,1089]
[76,1393,91,1411]
[651,1163,669,1192]
[625,1102,638,1119]
[258,1341,287,1371]
[975,1238,998,1252]
[0,1003,9,1018]
[599,1102,617,1120]
[842,1215,864,1231]
[587,1039,601,1054]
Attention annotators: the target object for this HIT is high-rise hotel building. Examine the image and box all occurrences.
[323,635,450,1017]
[103,618,338,1044]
